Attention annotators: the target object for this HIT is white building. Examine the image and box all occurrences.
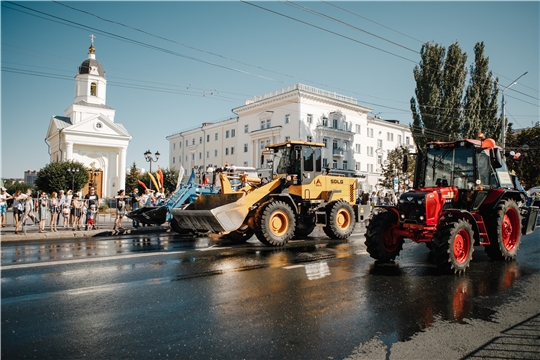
[45,38,132,198]
[167,84,414,192]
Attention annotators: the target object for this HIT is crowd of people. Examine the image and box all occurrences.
[356,191,399,209]
[0,186,165,234]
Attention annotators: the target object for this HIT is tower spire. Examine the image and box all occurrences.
[88,34,96,58]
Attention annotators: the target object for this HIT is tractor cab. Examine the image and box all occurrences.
[267,141,324,185]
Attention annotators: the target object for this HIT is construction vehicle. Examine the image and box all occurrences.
[364,137,539,273]
[170,141,359,246]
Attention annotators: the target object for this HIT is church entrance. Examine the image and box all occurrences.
[83,170,103,198]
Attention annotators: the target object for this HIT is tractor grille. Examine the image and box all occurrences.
[398,193,426,224]
[350,184,355,203]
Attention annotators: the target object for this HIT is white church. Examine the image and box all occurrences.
[45,37,132,198]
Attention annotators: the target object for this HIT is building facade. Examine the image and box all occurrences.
[45,38,132,198]
[167,84,414,192]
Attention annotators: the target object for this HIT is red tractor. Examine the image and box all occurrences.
[364,138,539,273]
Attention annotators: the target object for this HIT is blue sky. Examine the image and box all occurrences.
[2,1,539,179]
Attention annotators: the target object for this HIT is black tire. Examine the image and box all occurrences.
[293,215,316,239]
[432,219,474,273]
[322,200,356,239]
[364,211,403,262]
[255,200,296,246]
[169,218,193,235]
[484,199,522,260]
[226,225,255,243]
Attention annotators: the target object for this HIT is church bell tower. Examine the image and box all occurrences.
[74,34,107,106]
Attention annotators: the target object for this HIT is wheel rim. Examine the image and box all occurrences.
[269,210,289,237]
[453,229,471,264]
[335,209,351,230]
[382,227,398,252]
[502,208,519,251]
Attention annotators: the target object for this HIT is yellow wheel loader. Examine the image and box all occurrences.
[170,141,360,246]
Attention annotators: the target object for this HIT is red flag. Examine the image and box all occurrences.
[138,180,148,190]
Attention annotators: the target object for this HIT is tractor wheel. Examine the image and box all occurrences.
[226,225,255,243]
[169,218,193,235]
[293,215,316,239]
[364,211,403,262]
[323,200,356,239]
[433,219,474,273]
[484,199,522,260]
[255,200,296,246]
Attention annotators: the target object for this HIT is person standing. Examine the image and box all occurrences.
[65,190,74,228]
[22,189,38,227]
[71,193,83,231]
[0,187,12,228]
[129,188,141,228]
[113,189,128,231]
[49,191,60,232]
[12,190,25,234]
[84,187,99,208]
[57,190,66,226]
[37,192,50,233]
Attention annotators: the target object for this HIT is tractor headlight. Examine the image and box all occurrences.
[417,200,423,205]
[373,208,379,216]
[400,214,405,219]
[419,215,425,221]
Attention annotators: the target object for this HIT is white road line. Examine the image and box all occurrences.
[1,250,186,270]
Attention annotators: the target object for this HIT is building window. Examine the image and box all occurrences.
[343,161,348,170]
[192,138,195,145]
[90,82,97,96]
[398,135,402,144]
[323,138,328,148]
[185,155,188,162]
[285,136,290,141]
[333,118,338,129]
[226,130,230,138]
[207,134,210,142]
[206,151,210,158]
[344,141,349,151]
[260,121,265,130]
[186,140,188,146]
[231,147,235,155]
[368,146,374,156]
[377,155,383,165]
[179,141,182,148]
[225,148,229,156]
[387,132,394,141]
[377,139,383,148]
[368,164,374,172]
[332,160,338,169]
[231,129,235,137]
[243,161,248,166]
[333,140,338,149]
[307,114,312,124]
[355,144,361,153]
[199,152,202,159]
[356,124,361,134]
[173,156,175,163]
[200,137,202,144]
[355,162,361,170]
[260,140,265,150]
[266,119,271,128]
[244,144,248,152]
[191,153,195,161]
[173,143,176,150]
[214,150,218,157]
[343,122,348,131]
[406,136,410,145]
[322,117,328,127]
[307,136,312,142]
[323,158,328,168]
[368,128,374,138]
[285,114,290,124]
[245,125,249,133]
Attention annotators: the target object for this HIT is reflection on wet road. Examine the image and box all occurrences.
[2,227,539,359]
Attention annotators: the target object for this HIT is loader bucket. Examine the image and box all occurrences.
[126,206,168,225]
[170,192,248,233]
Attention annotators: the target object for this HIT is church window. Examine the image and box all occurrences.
[90,82,97,96]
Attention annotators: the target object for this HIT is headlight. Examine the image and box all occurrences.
[373,208,379,216]
[417,200,423,205]
[400,214,405,219]
[419,215,425,221]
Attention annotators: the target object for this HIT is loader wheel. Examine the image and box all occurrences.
[226,225,255,243]
[169,218,193,236]
[255,200,296,246]
[323,200,355,239]
[484,199,521,260]
[293,215,316,239]
[364,211,403,262]
[433,219,474,274]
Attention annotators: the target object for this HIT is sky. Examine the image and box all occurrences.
[1,1,539,179]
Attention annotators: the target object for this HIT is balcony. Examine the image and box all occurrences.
[332,148,344,157]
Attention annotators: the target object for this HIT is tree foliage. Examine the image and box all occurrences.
[378,147,416,193]
[411,41,500,149]
[34,161,88,194]
[505,122,540,188]
[125,162,140,194]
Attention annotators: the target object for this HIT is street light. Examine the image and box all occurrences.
[501,71,528,153]
[88,162,101,193]
[144,150,160,190]
[67,167,79,192]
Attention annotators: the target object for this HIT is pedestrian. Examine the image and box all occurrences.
[12,190,25,234]
[85,204,97,230]
[22,188,38,227]
[49,191,60,232]
[129,188,141,228]
[71,193,83,231]
[61,203,70,228]
[84,187,99,208]
[0,187,12,228]
[113,189,128,231]
[57,190,66,226]
[37,192,50,233]
[66,190,74,228]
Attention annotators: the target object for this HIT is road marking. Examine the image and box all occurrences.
[283,264,305,269]
[1,250,187,270]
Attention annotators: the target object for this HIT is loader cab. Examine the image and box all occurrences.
[268,141,323,185]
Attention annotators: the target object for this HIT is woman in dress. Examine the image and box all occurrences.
[12,190,24,234]
[0,187,12,228]
[113,189,128,231]
[71,193,83,231]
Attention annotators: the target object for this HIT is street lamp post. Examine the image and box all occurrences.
[144,150,160,190]
[88,163,101,194]
[67,167,80,192]
[501,71,528,153]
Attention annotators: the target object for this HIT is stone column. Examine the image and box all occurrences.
[65,142,73,160]
[119,146,127,191]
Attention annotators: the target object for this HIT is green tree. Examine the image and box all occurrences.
[34,161,88,194]
[462,42,500,141]
[161,168,180,195]
[410,42,468,149]
[505,122,540,188]
[378,147,416,193]
[125,162,140,193]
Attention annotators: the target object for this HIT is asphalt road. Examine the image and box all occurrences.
[2,225,539,359]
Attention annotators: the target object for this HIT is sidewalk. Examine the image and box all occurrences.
[1,215,170,242]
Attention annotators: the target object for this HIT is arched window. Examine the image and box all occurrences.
[90,82,97,96]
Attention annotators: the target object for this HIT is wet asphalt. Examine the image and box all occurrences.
[1,225,539,359]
